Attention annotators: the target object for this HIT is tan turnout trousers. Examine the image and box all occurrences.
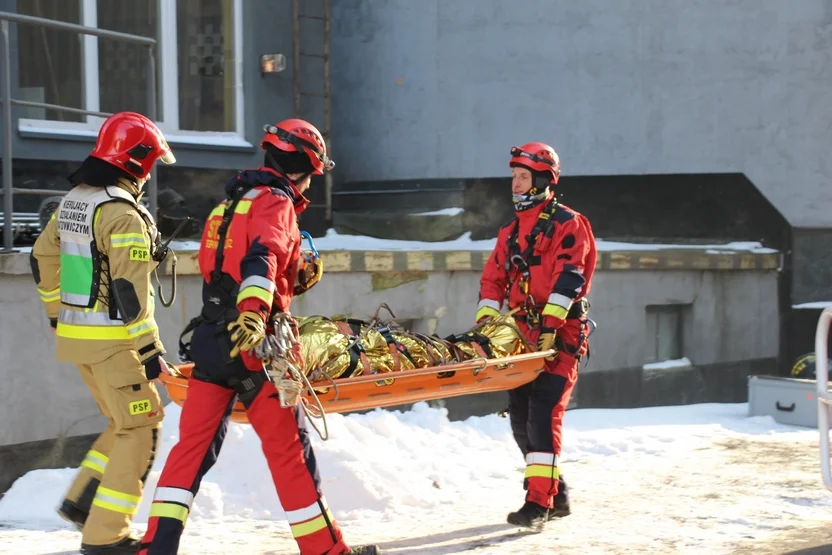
[62,349,164,546]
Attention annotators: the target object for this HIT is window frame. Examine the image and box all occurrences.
[16,0,249,147]
[644,304,686,364]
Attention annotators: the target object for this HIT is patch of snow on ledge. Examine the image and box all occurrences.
[643,357,693,370]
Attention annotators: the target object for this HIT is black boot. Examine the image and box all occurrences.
[506,501,550,530]
[347,545,382,554]
[549,476,571,519]
[80,535,142,554]
[57,500,87,532]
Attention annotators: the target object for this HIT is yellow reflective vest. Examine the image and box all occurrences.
[31,180,165,365]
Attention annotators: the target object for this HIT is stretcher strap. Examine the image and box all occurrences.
[377,327,417,373]
[471,341,489,360]
[414,333,449,366]
[424,343,442,365]
[334,321,371,377]
[445,332,492,361]
[388,343,401,372]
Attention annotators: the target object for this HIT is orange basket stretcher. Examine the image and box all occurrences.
[158,350,551,425]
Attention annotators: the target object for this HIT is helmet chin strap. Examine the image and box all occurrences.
[292,172,312,186]
[264,150,282,173]
[265,150,311,185]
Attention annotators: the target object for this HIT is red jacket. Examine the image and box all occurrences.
[198,167,309,319]
[477,192,597,340]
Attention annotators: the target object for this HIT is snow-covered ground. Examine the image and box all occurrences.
[1,402,829,555]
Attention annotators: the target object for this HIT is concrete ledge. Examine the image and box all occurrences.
[0,252,32,276]
[0,248,781,277]
[0,432,96,500]
[573,357,778,409]
[166,248,783,275]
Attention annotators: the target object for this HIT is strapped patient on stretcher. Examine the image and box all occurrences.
[294,303,532,385]
[163,303,549,432]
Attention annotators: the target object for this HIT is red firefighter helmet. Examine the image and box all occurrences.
[90,112,175,180]
[509,142,560,185]
[261,118,334,175]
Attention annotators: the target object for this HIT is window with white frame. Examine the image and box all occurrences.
[16,0,245,144]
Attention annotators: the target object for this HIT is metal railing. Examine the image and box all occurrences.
[814,306,832,491]
[0,11,158,253]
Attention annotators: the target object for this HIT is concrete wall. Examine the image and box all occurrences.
[587,271,778,371]
[0,246,780,448]
[329,0,832,226]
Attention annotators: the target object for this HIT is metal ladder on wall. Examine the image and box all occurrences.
[292,0,333,221]
[815,307,832,491]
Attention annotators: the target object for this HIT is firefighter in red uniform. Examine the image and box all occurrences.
[139,119,380,555]
[476,142,597,529]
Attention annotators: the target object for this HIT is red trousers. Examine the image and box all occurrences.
[139,376,349,555]
[507,318,585,508]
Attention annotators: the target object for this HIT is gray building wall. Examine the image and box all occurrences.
[329,0,832,227]
[2,0,829,228]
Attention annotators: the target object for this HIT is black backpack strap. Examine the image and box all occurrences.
[199,180,252,328]
[504,218,520,272]
[508,199,559,275]
[210,179,296,285]
[210,199,240,285]
[210,183,249,285]
[520,199,559,260]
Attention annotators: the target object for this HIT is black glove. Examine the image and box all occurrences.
[144,356,165,380]
[49,317,57,330]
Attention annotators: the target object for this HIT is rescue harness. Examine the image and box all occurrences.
[176,178,330,438]
[503,198,595,360]
[179,178,280,360]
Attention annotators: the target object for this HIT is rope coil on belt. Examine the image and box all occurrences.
[254,312,331,441]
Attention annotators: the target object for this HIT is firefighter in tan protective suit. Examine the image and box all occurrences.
[31,111,177,555]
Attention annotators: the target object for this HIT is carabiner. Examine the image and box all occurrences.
[300,231,319,262]
[510,253,527,270]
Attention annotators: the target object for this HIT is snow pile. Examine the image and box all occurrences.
[411,207,465,217]
[308,229,496,252]
[1,402,830,554]
[168,229,779,254]
[0,403,522,528]
[308,230,778,253]
[643,357,693,370]
[793,301,832,310]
